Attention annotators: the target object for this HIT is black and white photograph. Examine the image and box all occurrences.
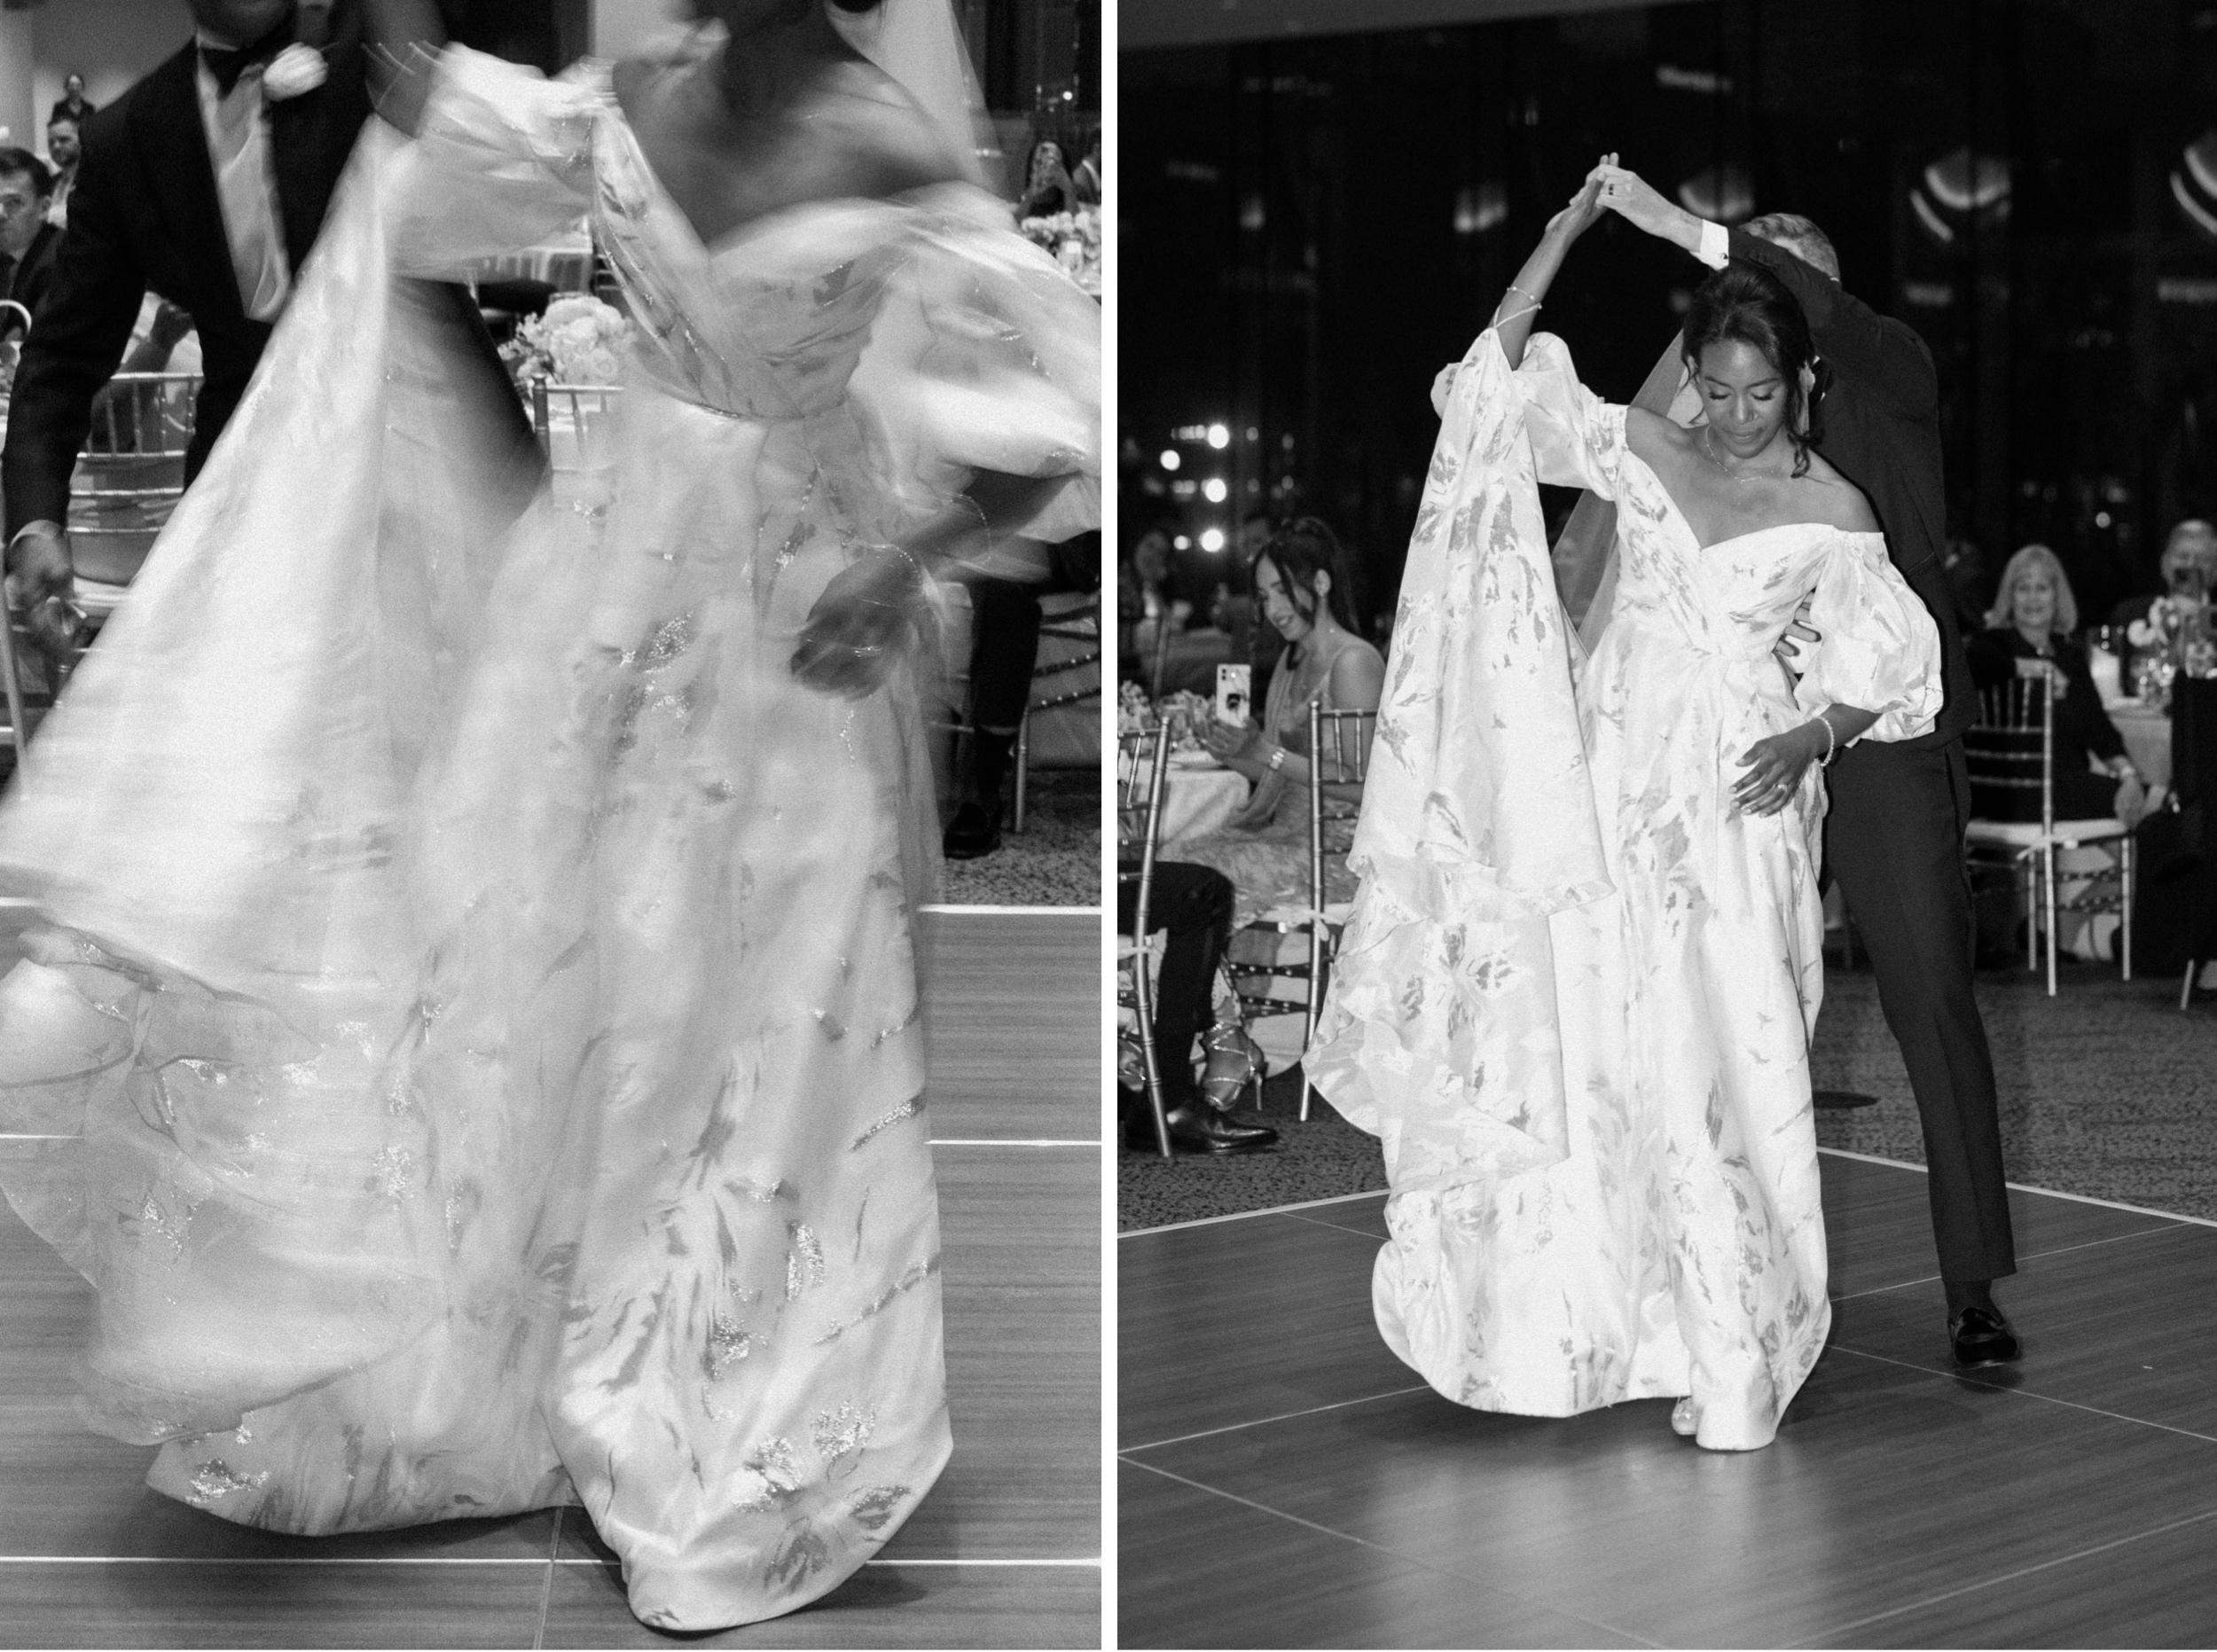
[0,0,1101,1644]
[1117,1,2217,1645]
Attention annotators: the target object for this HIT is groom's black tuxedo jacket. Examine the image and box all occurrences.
[3,0,538,540]
[1727,230,1978,749]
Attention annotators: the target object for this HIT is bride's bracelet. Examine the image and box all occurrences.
[1492,301,1542,330]
[1814,710,1838,767]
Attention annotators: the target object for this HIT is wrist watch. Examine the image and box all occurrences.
[1266,746,1288,773]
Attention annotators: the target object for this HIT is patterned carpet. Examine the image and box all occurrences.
[937,769,1101,908]
[1118,958,2217,1230]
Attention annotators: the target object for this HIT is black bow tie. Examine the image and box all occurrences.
[200,12,296,98]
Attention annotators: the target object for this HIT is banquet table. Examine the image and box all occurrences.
[2107,701,2171,791]
[1158,753,1250,846]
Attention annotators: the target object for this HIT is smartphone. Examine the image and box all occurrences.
[1216,664,1251,727]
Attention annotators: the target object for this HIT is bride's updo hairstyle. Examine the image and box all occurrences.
[1680,261,1821,478]
[1255,517,1363,638]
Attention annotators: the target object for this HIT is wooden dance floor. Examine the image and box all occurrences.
[1121,1150,2217,1648]
[0,904,1100,1649]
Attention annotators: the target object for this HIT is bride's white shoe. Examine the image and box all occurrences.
[1670,1398,1698,1437]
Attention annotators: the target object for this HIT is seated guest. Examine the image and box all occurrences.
[1970,543,2145,824]
[1118,858,1276,1154]
[42,115,79,228]
[1071,129,1101,206]
[1179,518,1385,926]
[2110,518,2217,677]
[944,532,1100,859]
[0,150,59,322]
[1020,139,1077,219]
[41,116,79,229]
[1127,525,1192,673]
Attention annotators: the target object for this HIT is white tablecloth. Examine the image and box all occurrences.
[2107,702,2170,790]
[1159,758,1249,846]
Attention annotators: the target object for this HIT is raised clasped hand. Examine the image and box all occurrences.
[1592,163,1676,238]
[1547,153,1618,242]
[789,546,925,701]
[1732,723,1823,818]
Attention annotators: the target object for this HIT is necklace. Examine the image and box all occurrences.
[1699,426,1789,488]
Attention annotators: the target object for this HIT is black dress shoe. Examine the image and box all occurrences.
[1163,1102,1277,1154]
[1950,1304,2022,1367]
[943,801,1001,859]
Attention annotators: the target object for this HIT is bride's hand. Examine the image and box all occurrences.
[1733,722,1827,817]
[790,548,925,700]
[1594,165,1690,243]
[1545,153,1617,244]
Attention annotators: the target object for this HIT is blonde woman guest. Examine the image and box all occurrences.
[1968,544,2144,825]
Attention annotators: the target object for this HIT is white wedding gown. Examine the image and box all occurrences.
[0,49,1096,1628]
[1310,330,1939,1451]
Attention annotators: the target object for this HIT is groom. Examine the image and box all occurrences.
[3,0,535,646]
[1596,168,2021,1369]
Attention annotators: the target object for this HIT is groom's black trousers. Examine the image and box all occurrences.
[1824,738,2018,1281]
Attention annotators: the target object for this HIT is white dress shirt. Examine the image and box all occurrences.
[1695,218,1731,270]
[194,35,293,323]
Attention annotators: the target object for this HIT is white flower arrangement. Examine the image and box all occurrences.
[1020,205,1102,294]
[501,294,631,388]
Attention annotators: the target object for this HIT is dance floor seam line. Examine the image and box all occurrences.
[1119,1188,1388,1236]
[532,1507,562,1651]
[1121,1458,1665,1649]
[1777,1504,2217,1649]
[0,1555,1102,1568]
[1119,1383,1436,1454]
[1828,1221,2185,1302]
[1281,1211,1392,1240]
[1831,1345,2217,1446]
[1819,1146,2217,1231]
[917,904,1102,917]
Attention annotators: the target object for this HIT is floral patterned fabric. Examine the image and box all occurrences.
[0,48,1096,1629]
[1311,330,1940,1451]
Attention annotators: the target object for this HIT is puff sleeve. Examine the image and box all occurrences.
[1796,530,1946,745]
[1508,332,1632,501]
[846,187,1101,543]
[384,47,604,278]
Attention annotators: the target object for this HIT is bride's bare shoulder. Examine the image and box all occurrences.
[1794,448,1881,533]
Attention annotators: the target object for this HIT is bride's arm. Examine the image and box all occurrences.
[1492,158,1613,371]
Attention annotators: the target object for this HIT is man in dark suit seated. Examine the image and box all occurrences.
[2,0,537,662]
[1119,858,1277,1154]
[0,150,61,326]
[2109,518,2216,681]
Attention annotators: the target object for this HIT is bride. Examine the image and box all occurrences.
[1309,160,1940,1452]
[0,0,1095,1630]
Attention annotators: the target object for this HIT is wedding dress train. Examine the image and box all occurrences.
[1310,329,1939,1451]
[0,47,1097,1628]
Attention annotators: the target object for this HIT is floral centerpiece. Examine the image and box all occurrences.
[500,294,631,388]
[1019,205,1101,296]
[2125,595,2217,707]
[1116,685,1215,750]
